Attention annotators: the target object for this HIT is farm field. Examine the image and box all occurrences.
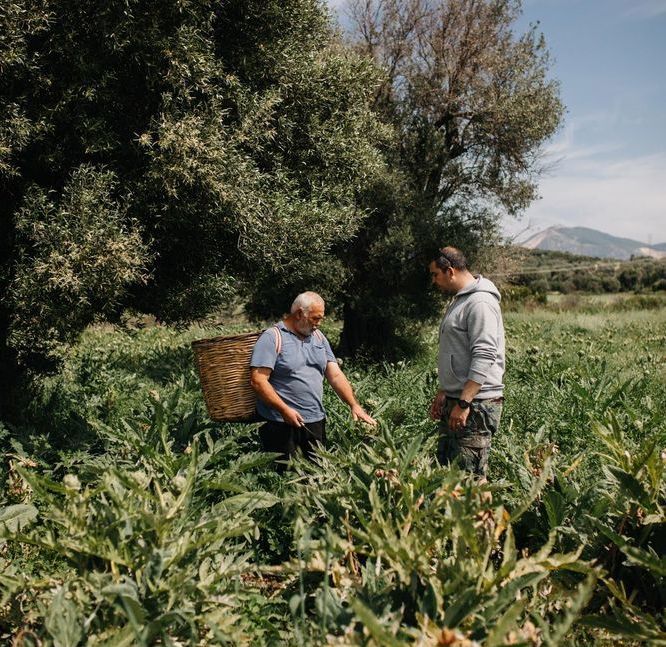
[1,303,665,645]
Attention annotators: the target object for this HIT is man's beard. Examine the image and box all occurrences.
[295,320,314,336]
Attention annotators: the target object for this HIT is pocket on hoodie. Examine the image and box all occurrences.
[449,354,469,382]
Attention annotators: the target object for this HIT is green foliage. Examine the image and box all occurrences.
[285,427,596,645]
[3,290,664,644]
[8,165,149,370]
[2,392,285,644]
[0,0,389,399]
[329,0,564,356]
[0,0,566,392]
[353,0,563,215]
[0,0,50,179]
[508,248,666,294]
[496,308,666,643]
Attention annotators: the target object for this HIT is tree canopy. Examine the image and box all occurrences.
[351,0,562,215]
[0,0,389,411]
[333,0,564,355]
[0,0,563,413]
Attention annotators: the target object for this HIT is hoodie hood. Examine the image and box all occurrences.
[456,275,501,301]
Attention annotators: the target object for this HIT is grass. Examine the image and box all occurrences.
[1,302,665,645]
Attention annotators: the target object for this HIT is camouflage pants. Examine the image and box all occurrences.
[438,398,503,477]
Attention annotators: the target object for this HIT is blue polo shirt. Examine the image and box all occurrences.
[250,322,337,423]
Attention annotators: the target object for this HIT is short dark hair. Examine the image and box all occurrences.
[432,246,467,271]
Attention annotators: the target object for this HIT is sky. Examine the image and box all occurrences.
[327,0,666,245]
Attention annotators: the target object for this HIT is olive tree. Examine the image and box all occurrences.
[0,0,388,418]
[334,0,564,355]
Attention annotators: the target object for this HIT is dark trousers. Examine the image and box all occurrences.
[259,419,326,471]
[438,398,503,477]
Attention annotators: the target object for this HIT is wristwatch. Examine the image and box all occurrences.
[457,398,472,410]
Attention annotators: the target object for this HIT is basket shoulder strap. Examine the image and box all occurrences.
[272,325,282,355]
[313,329,324,343]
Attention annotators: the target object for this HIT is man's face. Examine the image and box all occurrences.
[429,261,455,294]
[295,303,325,336]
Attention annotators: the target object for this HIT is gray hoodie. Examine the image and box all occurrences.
[437,275,505,399]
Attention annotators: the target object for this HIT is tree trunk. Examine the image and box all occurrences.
[338,302,397,360]
[0,331,22,424]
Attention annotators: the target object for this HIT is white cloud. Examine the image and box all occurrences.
[505,111,666,244]
[510,150,666,244]
[622,0,666,18]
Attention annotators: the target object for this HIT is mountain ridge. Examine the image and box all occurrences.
[519,226,666,260]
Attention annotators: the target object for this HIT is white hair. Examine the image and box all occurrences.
[290,291,324,314]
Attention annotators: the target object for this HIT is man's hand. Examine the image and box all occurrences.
[325,361,377,427]
[429,391,447,420]
[351,403,376,426]
[448,404,470,432]
[281,406,304,428]
[251,368,305,427]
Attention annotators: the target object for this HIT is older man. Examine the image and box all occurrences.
[428,247,505,478]
[250,291,375,468]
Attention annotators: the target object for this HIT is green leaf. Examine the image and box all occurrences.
[350,598,403,647]
[443,587,483,628]
[289,594,303,616]
[0,503,38,533]
[45,588,84,647]
[419,578,442,620]
[399,434,423,477]
[510,454,554,522]
[484,599,526,646]
[204,479,248,494]
[591,518,666,576]
[621,544,666,577]
[496,524,517,580]
[92,624,137,647]
[351,463,373,490]
[578,614,665,641]
[542,489,566,528]
[605,465,651,507]
[481,572,546,622]
[215,491,280,514]
[548,573,596,644]
[0,572,24,606]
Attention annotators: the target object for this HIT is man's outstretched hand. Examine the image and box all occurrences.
[351,404,376,426]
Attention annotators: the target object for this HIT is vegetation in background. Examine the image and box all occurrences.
[1,0,564,414]
[328,0,564,356]
[503,248,666,296]
[2,303,664,644]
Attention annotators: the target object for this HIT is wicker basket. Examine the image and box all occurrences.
[191,331,262,422]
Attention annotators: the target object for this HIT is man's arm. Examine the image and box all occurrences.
[250,367,304,427]
[447,379,482,430]
[449,301,499,430]
[466,300,500,384]
[432,379,482,424]
[324,361,376,425]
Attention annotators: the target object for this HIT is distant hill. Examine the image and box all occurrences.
[520,226,666,260]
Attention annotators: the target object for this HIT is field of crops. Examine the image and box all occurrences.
[1,299,665,645]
